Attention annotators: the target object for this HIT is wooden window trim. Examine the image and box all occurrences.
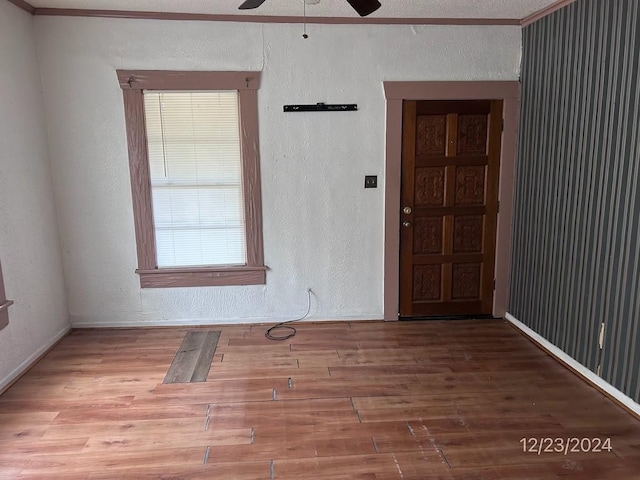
[0,261,13,330]
[117,70,265,288]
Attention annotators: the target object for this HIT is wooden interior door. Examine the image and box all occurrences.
[399,99,502,317]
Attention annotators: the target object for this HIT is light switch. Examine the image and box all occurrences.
[364,175,377,188]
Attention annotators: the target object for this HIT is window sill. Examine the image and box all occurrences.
[136,266,266,288]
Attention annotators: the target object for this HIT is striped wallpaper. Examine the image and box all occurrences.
[509,0,640,402]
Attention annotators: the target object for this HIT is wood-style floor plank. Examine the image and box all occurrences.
[0,319,639,478]
[163,330,220,384]
[87,462,270,480]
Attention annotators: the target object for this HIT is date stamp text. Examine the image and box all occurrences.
[520,437,612,455]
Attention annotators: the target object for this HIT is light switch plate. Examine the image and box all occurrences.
[364,175,377,188]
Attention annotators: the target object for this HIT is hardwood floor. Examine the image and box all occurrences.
[1,319,639,479]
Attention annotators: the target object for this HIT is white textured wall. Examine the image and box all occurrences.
[0,2,69,388]
[34,16,521,326]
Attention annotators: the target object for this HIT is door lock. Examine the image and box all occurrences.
[403,206,412,214]
[402,221,411,228]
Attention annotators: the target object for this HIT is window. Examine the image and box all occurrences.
[0,260,12,330]
[118,71,265,288]
[145,91,246,268]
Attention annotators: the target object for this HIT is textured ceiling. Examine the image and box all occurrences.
[26,0,561,19]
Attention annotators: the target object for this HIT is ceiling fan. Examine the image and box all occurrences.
[239,0,382,17]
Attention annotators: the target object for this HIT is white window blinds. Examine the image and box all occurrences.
[143,91,246,268]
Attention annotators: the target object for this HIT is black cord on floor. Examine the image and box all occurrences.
[265,289,312,341]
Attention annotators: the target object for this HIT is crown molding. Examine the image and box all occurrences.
[5,0,578,27]
[521,0,579,26]
[5,0,35,14]
[31,8,521,25]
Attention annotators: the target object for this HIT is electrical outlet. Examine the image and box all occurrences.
[598,322,605,349]
[364,175,377,188]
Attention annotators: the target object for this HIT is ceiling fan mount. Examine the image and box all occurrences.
[239,0,382,17]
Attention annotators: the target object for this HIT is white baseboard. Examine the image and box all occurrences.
[505,312,640,417]
[0,324,71,393]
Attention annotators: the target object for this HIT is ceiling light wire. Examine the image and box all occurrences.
[302,0,308,38]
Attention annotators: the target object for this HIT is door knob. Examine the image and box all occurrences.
[403,206,412,214]
[403,221,411,228]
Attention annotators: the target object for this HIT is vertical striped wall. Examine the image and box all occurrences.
[510,0,640,402]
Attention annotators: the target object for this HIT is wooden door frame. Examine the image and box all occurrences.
[383,81,520,321]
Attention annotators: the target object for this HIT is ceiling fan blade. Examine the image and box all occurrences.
[238,0,268,10]
[345,0,381,17]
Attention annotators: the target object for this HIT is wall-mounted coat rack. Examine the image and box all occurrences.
[283,103,357,112]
